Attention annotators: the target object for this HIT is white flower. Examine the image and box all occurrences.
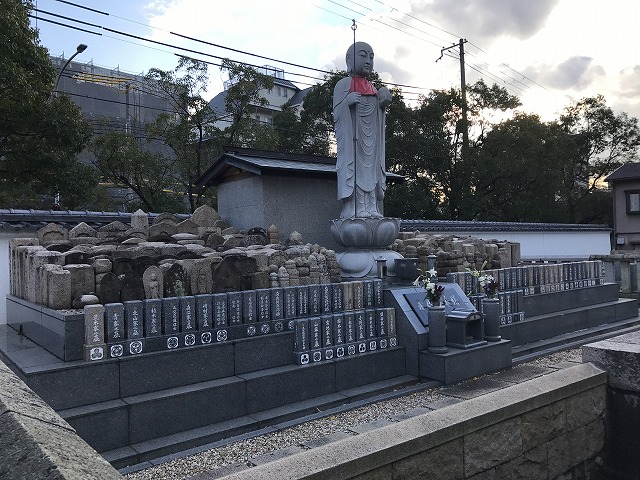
[426,268,437,279]
[413,277,421,287]
[425,282,436,293]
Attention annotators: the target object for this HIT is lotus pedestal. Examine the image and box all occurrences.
[330,217,403,278]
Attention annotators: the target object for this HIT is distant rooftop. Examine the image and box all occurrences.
[605,163,640,183]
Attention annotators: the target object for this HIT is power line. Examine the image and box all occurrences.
[35,7,430,92]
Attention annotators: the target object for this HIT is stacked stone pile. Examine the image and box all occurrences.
[392,231,521,276]
[9,205,341,311]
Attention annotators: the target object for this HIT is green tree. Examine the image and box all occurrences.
[471,114,572,222]
[0,0,95,209]
[91,131,187,213]
[220,59,275,147]
[558,95,640,221]
[408,80,521,220]
[145,57,219,212]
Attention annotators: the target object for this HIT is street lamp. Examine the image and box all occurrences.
[53,43,87,97]
[52,43,87,209]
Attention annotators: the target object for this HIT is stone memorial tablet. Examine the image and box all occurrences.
[308,285,321,315]
[354,310,367,341]
[352,281,364,310]
[296,286,309,317]
[333,314,345,344]
[321,315,333,347]
[344,313,356,343]
[365,309,376,338]
[227,292,242,325]
[309,317,322,350]
[143,299,162,337]
[180,296,196,332]
[283,287,297,319]
[294,319,310,352]
[124,300,144,339]
[162,297,180,335]
[385,308,396,337]
[363,280,374,308]
[105,303,125,343]
[321,284,332,314]
[195,294,212,330]
[373,279,383,307]
[256,289,271,323]
[212,293,228,328]
[242,290,257,324]
[376,308,387,338]
[271,287,284,320]
[342,282,354,311]
[84,304,105,346]
[332,283,344,312]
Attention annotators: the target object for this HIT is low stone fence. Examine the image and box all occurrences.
[0,358,607,479]
[220,363,606,480]
[0,359,122,480]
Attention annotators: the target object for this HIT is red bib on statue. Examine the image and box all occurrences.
[349,76,377,96]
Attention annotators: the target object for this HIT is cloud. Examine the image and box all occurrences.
[524,56,605,90]
[618,66,640,98]
[411,0,559,44]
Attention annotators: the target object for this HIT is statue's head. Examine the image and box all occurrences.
[346,41,374,77]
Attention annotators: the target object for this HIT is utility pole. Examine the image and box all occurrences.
[437,38,469,155]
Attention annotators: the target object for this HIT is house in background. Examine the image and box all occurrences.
[606,163,640,249]
[208,65,310,129]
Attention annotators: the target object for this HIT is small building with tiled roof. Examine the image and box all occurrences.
[606,163,640,249]
[196,147,402,249]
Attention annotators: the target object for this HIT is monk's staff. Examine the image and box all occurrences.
[351,19,357,218]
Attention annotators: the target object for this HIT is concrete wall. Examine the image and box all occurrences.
[221,363,606,480]
[217,174,342,250]
[584,333,640,479]
[0,232,31,326]
[0,359,122,480]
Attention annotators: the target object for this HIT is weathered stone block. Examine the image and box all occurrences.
[565,386,606,431]
[392,439,464,480]
[521,400,566,451]
[464,417,523,476]
[495,444,547,480]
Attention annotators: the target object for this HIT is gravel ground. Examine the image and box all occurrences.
[124,348,582,480]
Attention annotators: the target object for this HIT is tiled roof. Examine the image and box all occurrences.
[605,163,640,182]
[0,209,609,234]
[400,219,611,233]
[195,147,404,187]
[0,209,189,232]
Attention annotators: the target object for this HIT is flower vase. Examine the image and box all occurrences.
[427,305,448,353]
[482,297,501,342]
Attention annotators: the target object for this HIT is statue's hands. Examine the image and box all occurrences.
[378,87,392,109]
[346,91,361,106]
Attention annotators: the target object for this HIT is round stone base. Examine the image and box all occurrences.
[337,249,404,278]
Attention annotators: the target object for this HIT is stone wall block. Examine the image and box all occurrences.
[392,439,464,480]
[565,385,606,431]
[495,444,547,480]
[521,400,567,451]
[464,417,523,477]
[546,418,604,479]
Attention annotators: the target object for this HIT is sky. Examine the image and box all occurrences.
[30,0,640,121]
